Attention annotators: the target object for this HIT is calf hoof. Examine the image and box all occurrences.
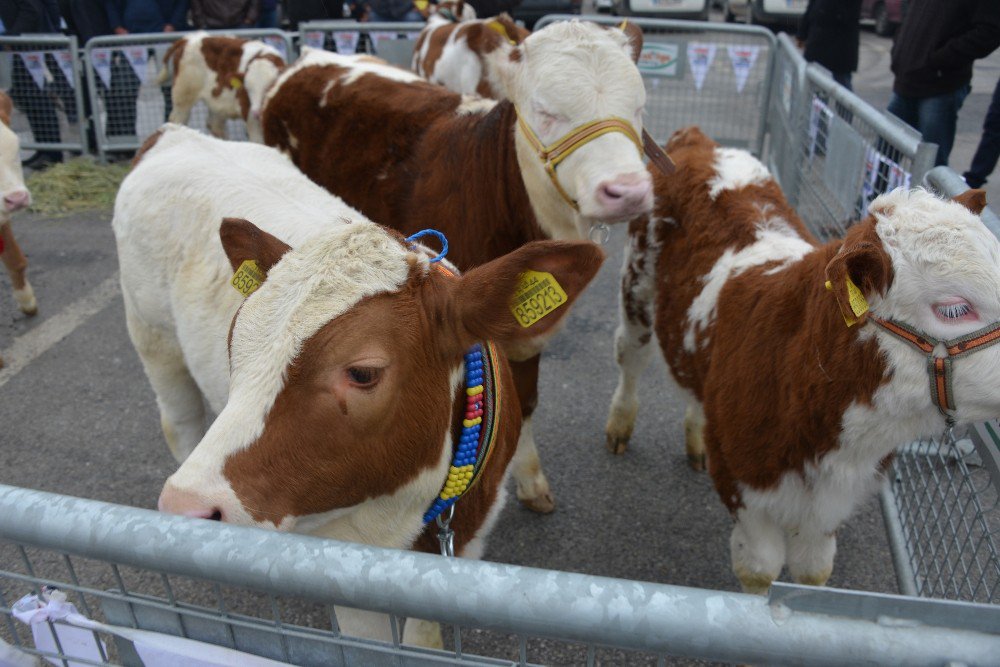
[605,432,631,455]
[793,571,831,588]
[518,490,555,514]
[14,286,37,316]
[736,571,774,596]
[687,452,707,471]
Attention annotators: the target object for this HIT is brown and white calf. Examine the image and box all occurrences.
[115,124,602,643]
[158,32,284,142]
[412,10,529,98]
[262,20,651,513]
[0,91,37,368]
[605,126,1000,593]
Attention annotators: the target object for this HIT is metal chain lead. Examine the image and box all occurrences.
[436,506,455,558]
[589,223,611,245]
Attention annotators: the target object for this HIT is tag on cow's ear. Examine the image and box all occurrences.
[231,259,264,297]
[825,277,868,327]
[487,19,516,45]
[824,219,892,328]
[230,76,242,90]
[509,270,569,328]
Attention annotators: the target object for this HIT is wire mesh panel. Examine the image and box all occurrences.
[298,21,424,69]
[1,485,999,667]
[0,35,87,156]
[779,64,936,242]
[765,32,806,204]
[536,15,775,156]
[83,30,294,159]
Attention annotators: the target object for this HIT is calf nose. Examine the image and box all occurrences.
[4,190,29,212]
[252,108,261,120]
[595,173,653,219]
[158,483,223,521]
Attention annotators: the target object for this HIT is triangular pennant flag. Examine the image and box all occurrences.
[124,46,149,85]
[371,31,397,54]
[687,42,716,91]
[333,31,360,54]
[52,50,75,89]
[727,44,759,94]
[263,36,288,59]
[17,52,49,90]
[304,31,325,50]
[90,47,113,88]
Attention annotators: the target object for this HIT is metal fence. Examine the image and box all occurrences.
[2,485,1000,667]
[0,34,88,157]
[83,30,293,160]
[537,15,776,156]
[299,21,424,69]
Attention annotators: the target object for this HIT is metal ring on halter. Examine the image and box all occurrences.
[589,223,611,245]
[405,229,449,263]
[436,505,455,558]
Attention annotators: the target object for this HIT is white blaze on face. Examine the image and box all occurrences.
[163,222,417,526]
[498,21,652,233]
[0,120,29,214]
[240,43,284,119]
[867,188,1000,423]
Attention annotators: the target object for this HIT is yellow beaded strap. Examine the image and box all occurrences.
[515,108,644,210]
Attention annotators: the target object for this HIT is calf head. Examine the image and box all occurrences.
[826,188,1000,423]
[490,20,652,232]
[158,220,603,534]
[0,92,30,215]
[240,44,286,124]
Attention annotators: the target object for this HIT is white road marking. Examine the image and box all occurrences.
[0,272,121,389]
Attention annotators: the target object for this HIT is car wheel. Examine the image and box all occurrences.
[874,3,895,36]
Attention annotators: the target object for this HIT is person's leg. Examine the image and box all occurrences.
[832,71,852,91]
[107,50,139,138]
[256,6,278,27]
[11,53,62,164]
[917,85,971,166]
[887,92,919,128]
[964,78,1000,188]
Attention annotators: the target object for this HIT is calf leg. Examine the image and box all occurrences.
[683,402,707,471]
[786,527,836,587]
[125,308,206,462]
[730,507,786,594]
[166,75,198,127]
[509,356,554,513]
[606,221,658,455]
[1,222,37,316]
[207,111,227,139]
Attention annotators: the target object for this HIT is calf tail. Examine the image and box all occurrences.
[156,40,186,86]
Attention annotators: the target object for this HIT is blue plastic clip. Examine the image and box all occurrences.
[405,229,449,264]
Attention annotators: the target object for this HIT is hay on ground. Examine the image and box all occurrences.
[25,157,130,216]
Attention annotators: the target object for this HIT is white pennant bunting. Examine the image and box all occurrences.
[90,48,113,88]
[17,52,49,90]
[304,30,325,50]
[333,31,360,54]
[263,36,288,59]
[52,50,75,89]
[371,31,397,54]
[727,45,760,94]
[124,46,150,85]
[687,42,716,92]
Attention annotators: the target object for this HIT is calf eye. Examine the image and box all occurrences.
[936,302,972,319]
[347,366,383,389]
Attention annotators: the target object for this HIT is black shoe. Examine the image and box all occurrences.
[22,152,63,171]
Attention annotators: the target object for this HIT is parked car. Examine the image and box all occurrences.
[861,0,902,36]
[615,0,709,20]
[511,0,581,29]
[724,0,806,26]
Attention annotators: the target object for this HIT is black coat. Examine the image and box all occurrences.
[58,0,111,41]
[0,0,59,34]
[891,0,1000,97]
[797,0,861,75]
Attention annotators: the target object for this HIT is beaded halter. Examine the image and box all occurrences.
[403,230,503,527]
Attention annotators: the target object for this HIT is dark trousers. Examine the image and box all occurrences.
[964,78,1000,188]
[888,85,971,167]
[9,53,62,150]
[100,49,171,138]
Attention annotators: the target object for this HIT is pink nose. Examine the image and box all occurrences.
[158,483,223,521]
[252,108,261,120]
[4,190,29,212]
[594,174,653,219]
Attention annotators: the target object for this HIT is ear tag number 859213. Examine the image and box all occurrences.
[510,270,568,328]
[231,259,264,297]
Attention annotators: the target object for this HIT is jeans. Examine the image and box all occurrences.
[964,78,1000,188]
[888,85,971,167]
[832,71,852,92]
[256,7,279,27]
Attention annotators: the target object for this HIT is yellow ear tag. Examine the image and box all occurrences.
[231,259,264,297]
[510,270,568,328]
[826,277,868,327]
[414,0,429,9]
[618,19,628,30]
[488,20,516,45]
[230,77,242,89]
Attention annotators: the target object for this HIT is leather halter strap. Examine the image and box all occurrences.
[515,109,644,210]
[870,316,1000,418]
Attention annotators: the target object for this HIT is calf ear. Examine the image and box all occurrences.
[450,240,605,347]
[953,188,987,215]
[219,218,292,277]
[824,219,894,324]
[616,20,643,64]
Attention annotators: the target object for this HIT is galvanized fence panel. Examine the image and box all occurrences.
[536,15,776,155]
[2,485,999,667]
[298,21,425,69]
[768,59,937,242]
[0,34,87,156]
[83,30,294,160]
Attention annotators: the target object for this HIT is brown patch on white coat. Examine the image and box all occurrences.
[0,89,36,366]
[606,126,1000,594]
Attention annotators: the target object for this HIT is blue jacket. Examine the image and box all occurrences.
[104,0,188,32]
